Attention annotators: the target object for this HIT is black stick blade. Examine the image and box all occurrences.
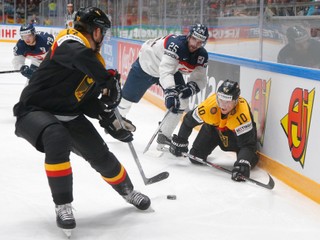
[145,171,169,185]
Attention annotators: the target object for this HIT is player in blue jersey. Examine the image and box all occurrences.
[12,24,54,79]
[118,24,209,150]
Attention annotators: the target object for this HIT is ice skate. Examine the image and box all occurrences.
[123,190,151,210]
[156,133,171,152]
[55,203,76,238]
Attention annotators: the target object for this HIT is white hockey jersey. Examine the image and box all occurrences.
[138,34,208,90]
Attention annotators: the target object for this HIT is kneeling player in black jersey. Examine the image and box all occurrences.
[169,79,259,182]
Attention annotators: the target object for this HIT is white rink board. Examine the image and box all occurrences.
[240,67,320,183]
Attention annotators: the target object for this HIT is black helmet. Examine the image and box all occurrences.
[187,23,209,45]
[74,7,111,36]
[286,26,309,45]
[217,80,240,101]
[20,24,35,36]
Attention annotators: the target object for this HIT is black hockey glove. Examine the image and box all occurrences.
[20,64,38,79]
[99,110,135,142]
[164,88,181,113]
[100,70,122,110]
[169,134,189,157]
[231,159,251,182]
[177,81,200,99]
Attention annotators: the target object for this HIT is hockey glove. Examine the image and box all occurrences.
[164,88,181,113]
[169,134,189,157]
[178,81,200,99]
[99,110,135,142]
[20,64,38,79]
[100,70,122,110]
[231,159,251,182]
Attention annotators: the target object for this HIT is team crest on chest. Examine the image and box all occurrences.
[197,56,205,64]
[210,107,217,114]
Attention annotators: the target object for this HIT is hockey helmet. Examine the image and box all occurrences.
[286,26,309,45]
[74,7,111,37]
[217,80,240,101]
[20,24,36,36]
[187,24,209,46]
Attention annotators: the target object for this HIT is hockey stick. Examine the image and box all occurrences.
[0,70,20,74]
[114,108,169,185]
[182,152,275,190]
[143,110,171,154]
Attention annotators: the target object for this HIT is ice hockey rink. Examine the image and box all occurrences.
[1,42,320,240]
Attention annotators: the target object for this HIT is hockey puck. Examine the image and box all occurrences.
[167,195,177,200]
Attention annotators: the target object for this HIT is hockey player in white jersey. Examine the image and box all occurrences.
[118,24,209,149]
[12,24,54,79]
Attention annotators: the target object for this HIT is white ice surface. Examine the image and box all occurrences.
[1,42,320,240]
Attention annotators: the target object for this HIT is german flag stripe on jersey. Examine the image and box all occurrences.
[102,165,127,185]
[45,162,72,178]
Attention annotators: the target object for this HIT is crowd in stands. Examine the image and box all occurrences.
[1,0,320,26]
[206,0,320,17]
[1,0,40,24]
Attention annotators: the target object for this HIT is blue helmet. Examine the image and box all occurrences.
[20,24,36,37]
[187,24,209,46]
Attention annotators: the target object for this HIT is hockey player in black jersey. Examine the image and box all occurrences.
[12,24,54,79]
[169,80,259,182]
[13,7,150,236]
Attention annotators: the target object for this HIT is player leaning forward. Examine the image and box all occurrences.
[13,7,150,235]
[12,24,54,79]
[170,80,259,181]
[118,24,209,149]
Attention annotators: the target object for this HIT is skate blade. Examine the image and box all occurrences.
[145,149,164,158]
[156,144,169,152]
[62,229,73,239]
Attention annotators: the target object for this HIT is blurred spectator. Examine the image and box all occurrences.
[17,3,25,17]
[65,2,77,28]
[276,0,294,16]
[233,0,259,16]
[310,27,320,38]
[307,0,320,15]
[30,14,40,25]
[27,0,37,15]
[264,1,276,19]
[48,0,57,17]
[277,25,320,68]
[43,17,53,26]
